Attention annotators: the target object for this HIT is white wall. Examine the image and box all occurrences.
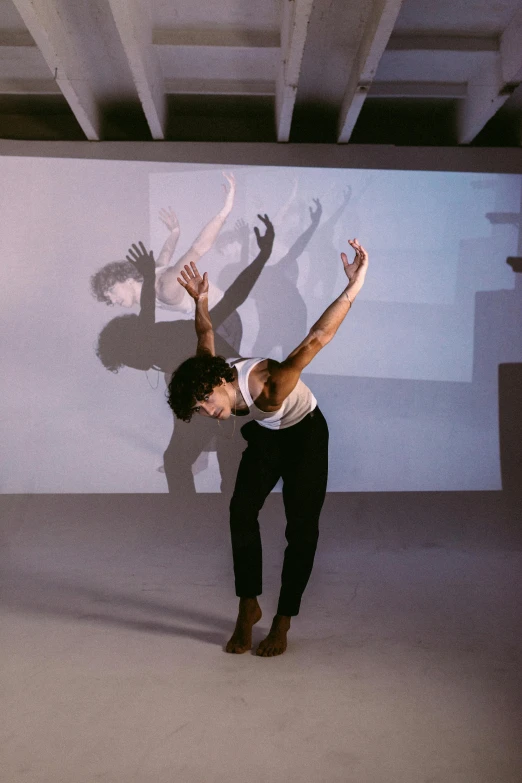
[1,148,521,493]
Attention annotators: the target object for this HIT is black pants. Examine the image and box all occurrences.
[229,407,329,616]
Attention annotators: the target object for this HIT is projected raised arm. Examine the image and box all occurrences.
[155,173,236,308]
[92,173,237,313]
[156,207,181,268]
[273,176,298,225]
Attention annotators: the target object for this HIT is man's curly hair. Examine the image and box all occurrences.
[90,261,143,305]
[167,354,235,422]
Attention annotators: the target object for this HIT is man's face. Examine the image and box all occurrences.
[106,280,138,307]
[192,381,232,420]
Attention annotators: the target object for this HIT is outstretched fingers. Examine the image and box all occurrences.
[256,214,274,237]
[177,261,201,287]
[347,238,368,264]
[158,206,179,227]
[348,237,365,253]
[126,241,151,265]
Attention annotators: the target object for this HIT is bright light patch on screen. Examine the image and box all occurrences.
[150,166,520,382]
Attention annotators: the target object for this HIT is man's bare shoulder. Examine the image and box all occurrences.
[247,359,270,396]
[248,359,286,411]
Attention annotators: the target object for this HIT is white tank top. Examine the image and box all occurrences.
[230,357,317,430]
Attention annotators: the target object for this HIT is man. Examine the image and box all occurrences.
[167,237,368,657]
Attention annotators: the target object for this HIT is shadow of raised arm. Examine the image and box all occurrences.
[210,214,275,329]
[275,199,322,272]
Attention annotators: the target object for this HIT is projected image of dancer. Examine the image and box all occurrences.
[95,216,275,497]
[167,238,368,657]
[90,172,236,315]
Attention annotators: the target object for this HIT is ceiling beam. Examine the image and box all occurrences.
[338,0,405,143]
[458,8,522,143]
[10,0,101,139]
[275,0,315,142]
[0,78,60,95]
[107,0,166,140]
[370,81,467,99]
[0,31,35,47]
[153,28,279,49]
[387,34,498,52]
[164,78,274,96]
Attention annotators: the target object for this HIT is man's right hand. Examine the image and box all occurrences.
[177,261,209,301]
[341,238,368,296]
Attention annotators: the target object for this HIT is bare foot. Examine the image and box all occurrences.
[256,614,291,657]
[225,598,262,654]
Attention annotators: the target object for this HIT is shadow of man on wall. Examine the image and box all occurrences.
[95,216,275,501]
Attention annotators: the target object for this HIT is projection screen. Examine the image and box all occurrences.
[1,155,521,493]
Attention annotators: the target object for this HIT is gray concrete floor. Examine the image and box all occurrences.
[2,493,522,783]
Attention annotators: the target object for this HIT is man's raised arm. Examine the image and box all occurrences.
[263,239,368,406]
[177,263,215,356]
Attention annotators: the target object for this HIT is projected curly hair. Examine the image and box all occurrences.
[167,354,235,422]
[90,261,143,305]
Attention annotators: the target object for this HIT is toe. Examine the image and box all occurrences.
[226,637,250,653]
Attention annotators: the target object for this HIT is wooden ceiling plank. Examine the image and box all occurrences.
[153,28,280,49]
[387,34,498,52]
[370,81,467,99]
[338,0,406,143]
[107,0,166,139]
[275,0,315,142]
[10,0,100,139]
[458,8,522,143]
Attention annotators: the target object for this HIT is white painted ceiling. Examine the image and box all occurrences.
[0,0,521,145]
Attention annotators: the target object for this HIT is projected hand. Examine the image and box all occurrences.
[234,218,249,243]
[341,239,368,292]
[126,242,156,279]
[177,261,209,300]
[254,214,275,253]
[158,207,180,234]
